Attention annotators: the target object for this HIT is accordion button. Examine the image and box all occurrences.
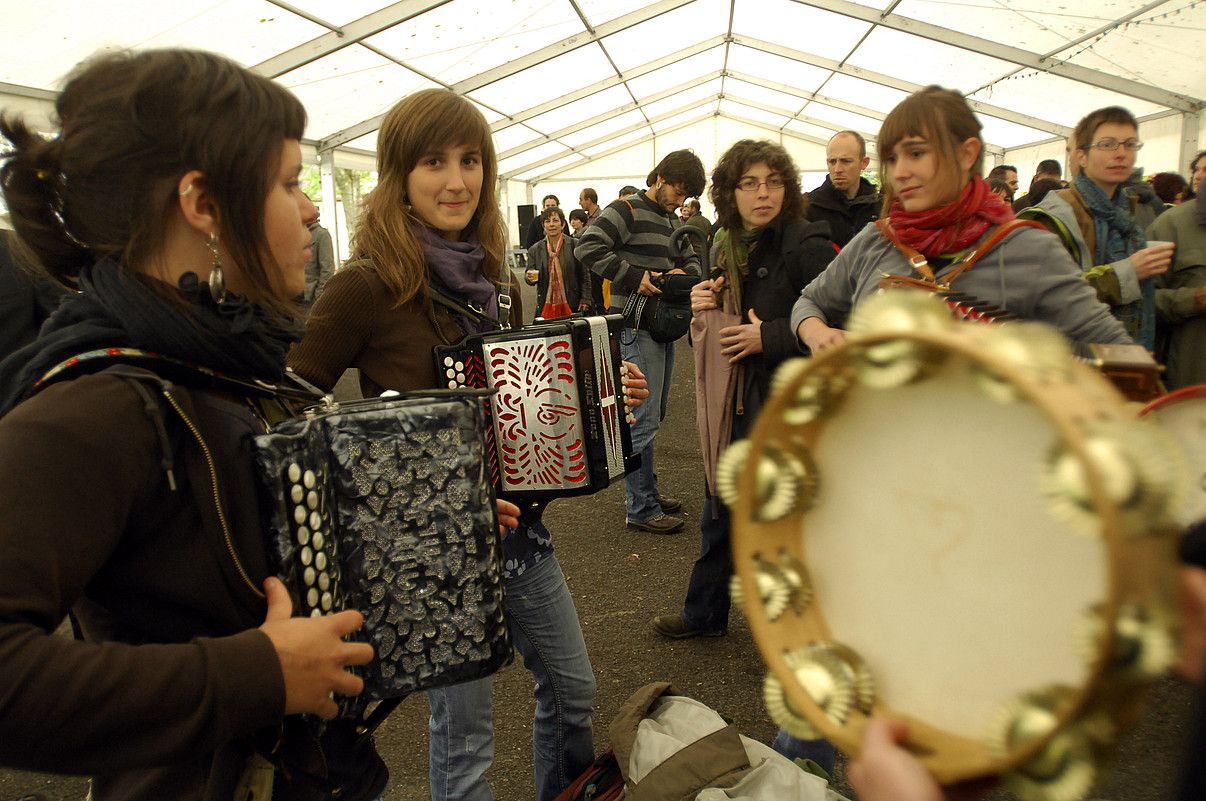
[315,551,328,571]
[309,511,322,530]
[296,526,310,545]
[307,490,319,510]
[306,588,319,608]
[448,380,458,388]
[444,356,454,367]
[303,470,316,489]
[321,592,333,611]
[312,531,325,550]
[457,373,466,382]
[304,566,316,586]
[445,368,456,379]
[310,608,322,618]
[455,361,464,371]
[293,506,306,525]
[290,484,304,504]
[318,572,330,591]
[287,463,301,483]
[300,546,313,566]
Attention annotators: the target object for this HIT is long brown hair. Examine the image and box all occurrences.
[709,139,804,232]
[877,85,984,211]
[352,89,505,306]
[0,49,305,312]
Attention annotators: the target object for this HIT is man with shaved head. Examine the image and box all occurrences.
[806,130,879,247]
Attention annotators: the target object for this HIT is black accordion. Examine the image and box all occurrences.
[253,390,513,713]
[433,313,638,502]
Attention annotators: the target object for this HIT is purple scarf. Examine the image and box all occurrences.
[418,225,498,329]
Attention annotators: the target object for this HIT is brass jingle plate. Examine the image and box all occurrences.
[1042,419,1189,537]
[1079,602,1176,681]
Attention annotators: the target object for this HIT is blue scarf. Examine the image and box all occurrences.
[1074,173,1153,350]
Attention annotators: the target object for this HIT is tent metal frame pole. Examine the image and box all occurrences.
[790,0,1200,113]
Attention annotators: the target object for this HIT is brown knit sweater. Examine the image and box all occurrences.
[289,264,520,396]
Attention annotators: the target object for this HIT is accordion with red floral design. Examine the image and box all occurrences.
[434,314,638,501]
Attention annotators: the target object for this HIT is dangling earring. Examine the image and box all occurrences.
[401,194,413,216]
[206,232,226,304]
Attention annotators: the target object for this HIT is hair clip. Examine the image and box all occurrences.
[35,168,49,181]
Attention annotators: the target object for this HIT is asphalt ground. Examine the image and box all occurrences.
[2,343,1197,800]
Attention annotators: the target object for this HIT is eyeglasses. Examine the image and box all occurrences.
[736,175,786,192]
[1087,138,1144,152]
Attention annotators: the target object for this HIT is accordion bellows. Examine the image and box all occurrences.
[254,391,513,710]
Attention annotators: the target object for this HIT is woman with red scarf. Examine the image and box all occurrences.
[792,86,1129,353]
[526,206,591,320]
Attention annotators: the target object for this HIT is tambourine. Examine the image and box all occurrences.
[726,292,1187,801]
[1140,384,1206,528]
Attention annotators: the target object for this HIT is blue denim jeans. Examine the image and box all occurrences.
[427,554,595,801]
[619,328,675,522]
[771,730,838,777]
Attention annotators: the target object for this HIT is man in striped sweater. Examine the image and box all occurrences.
[575,150,706,534]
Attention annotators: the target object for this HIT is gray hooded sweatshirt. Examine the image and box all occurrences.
[790,223,1131,350]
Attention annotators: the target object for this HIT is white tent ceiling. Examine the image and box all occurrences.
[2,0,1204,195]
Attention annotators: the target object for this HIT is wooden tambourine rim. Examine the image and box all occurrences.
[732,327,1165,784]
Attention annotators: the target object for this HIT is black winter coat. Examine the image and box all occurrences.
[806,176,880,248]
[740,218,838,409]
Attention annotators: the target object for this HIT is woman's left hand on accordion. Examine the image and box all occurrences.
[259,577,375,720]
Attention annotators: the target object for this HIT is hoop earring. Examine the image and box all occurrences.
[206,232,226,304]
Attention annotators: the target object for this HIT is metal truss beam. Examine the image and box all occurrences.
[530,112,715,184]
[0,81,57,101]
[496,71,724,161]
[790,0,1200,112]
[732,35,1073,138]
[489,37,726,132]
[502,98,720,180]
[252,0,451,78]
[451,0,694,95]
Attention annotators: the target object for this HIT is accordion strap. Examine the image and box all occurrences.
[32,347,323,404]
[876,218,1045,285]
[427,281,504,332]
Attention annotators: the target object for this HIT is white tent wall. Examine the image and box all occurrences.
[0,92,54,132]
[1000,140,1072,194]
[4,1,1205,244]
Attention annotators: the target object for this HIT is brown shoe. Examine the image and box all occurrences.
[652,614,726,639]
[626,514,684,534]
[657,494,683,514]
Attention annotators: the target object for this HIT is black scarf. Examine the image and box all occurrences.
[0,259,301,417]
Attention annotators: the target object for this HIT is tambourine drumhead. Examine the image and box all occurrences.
[1140,384,1206,527]
[730,311,1182,791]
[805,354,1106,741]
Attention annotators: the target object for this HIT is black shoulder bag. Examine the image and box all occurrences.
[622,225,707,343]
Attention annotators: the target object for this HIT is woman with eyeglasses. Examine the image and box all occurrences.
[652,139,839,756]
[1019,106,1173,351]
[794,86,1129,357]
